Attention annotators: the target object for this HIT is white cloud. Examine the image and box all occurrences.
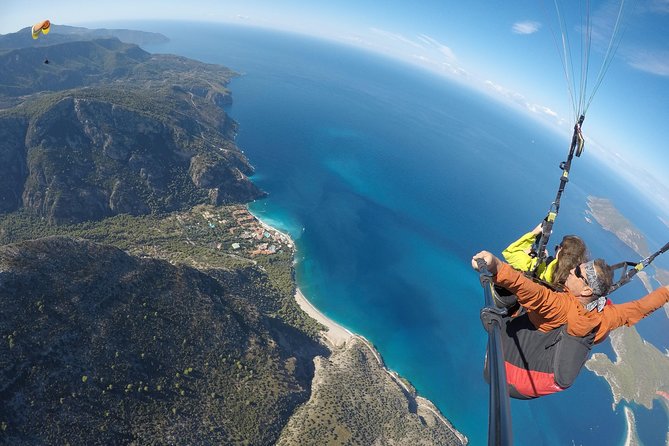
[659,216,669,229]
[626,50,669,76]
[483,80,559,120]
[368,28,458,62]
[362,28,466,79]
[512,21,541,35]
[369,28,425,50]
[537,105,558,117]
[417,34,457,61]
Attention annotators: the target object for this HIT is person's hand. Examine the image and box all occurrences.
[531,222,543,236]
[471,251,501,275]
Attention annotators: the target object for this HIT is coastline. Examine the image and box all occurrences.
[623,406,641,446]
[249,209,357,349]
[248,210,354,347]
[294,287,353,348]
[250,208,468,444]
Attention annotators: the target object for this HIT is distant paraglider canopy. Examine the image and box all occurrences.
[31,20,52,63]
[32,19,51,40]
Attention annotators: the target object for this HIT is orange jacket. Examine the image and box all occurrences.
[495,263,669,344]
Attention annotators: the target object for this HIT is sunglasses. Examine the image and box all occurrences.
[574,265,589,286]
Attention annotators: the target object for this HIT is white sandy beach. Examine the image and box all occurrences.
[295,288,353,348]
[623,406,641,446]
[247,210,354,348]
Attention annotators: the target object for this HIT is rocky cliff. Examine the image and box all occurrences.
[0,38,265,224]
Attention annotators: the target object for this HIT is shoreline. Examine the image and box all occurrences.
[294,287,354,348]
[294,286,467,444]
[249,208,467,444]
[247,209,355,348]
[247,208,355,348]
[623,406,640,446]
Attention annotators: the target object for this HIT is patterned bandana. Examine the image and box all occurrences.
[581,260,607,312]
[585,296,607,313]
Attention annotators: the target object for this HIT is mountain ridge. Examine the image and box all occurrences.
[0,24,169,51]
[0,37,265,224]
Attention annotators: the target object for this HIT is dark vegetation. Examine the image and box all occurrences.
[0,205,316,335]
[0,235,326,445]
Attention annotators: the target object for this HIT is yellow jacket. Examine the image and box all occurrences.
[502,231,557,284]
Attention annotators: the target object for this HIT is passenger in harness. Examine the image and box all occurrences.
[494,222,588,311]
[502,222,587,288]
[472,250,669,399]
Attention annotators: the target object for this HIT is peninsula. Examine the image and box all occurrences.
[586,326,669,410]
[584,195,669,438]
[585,196,650,258]
[585,195,669,299]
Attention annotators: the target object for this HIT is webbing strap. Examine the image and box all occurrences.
[608,241,669,293]
[532,115,585,276]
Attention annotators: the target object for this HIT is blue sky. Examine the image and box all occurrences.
[2,0,669,210]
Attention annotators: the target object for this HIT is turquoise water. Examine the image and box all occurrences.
[137,22,669,445]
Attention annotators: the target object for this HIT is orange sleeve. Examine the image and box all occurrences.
[495,263,569,325]
[601,287,669,330]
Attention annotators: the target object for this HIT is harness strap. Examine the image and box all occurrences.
[531,115,585,276]
[608,241,669,294]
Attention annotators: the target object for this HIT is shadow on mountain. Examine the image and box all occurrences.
[0,236,325,445]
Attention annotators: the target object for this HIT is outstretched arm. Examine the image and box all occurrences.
[603,286,669,329]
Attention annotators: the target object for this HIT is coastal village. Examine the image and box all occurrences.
[176,204,294,259]
[229,207,293,256]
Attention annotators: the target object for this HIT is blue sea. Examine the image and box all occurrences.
[132,21,669,445]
